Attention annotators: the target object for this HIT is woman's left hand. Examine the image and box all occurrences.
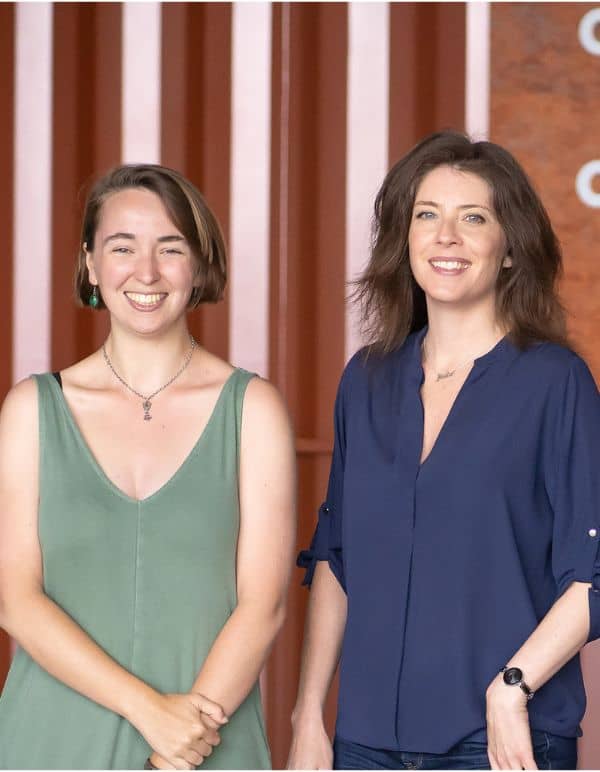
[147,710,223,769]
[486,674,537,770]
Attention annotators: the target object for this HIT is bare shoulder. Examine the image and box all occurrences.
[0,377,39,460]
[242,376,293,437]
[0,377,38,429]
[244,376,290,413]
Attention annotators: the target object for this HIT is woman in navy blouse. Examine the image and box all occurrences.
[288,131,600,770]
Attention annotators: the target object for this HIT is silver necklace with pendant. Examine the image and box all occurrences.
[102,336,196,421]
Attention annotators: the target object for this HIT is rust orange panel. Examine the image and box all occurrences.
[491,2,600,376]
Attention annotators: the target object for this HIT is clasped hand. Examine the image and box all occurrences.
[486,675,537,770]
[137,691,228,770]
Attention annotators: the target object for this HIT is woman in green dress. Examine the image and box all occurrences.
[0,165,296,769]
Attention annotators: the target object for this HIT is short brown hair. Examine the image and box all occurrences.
[75,164,227,309]
[354,131,568,354]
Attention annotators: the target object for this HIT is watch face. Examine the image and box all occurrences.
[503,667,523,685]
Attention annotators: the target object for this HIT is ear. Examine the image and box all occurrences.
[502,255,513,268]
[84,243,98,285]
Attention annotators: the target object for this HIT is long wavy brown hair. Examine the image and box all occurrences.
[353,131,568,355]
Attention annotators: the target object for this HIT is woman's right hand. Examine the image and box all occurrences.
[134,692,228,770]
[287,716,333,770]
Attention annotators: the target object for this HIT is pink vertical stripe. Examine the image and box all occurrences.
[122,3,161,164]
[229,3,272,378]
[345,3,390,361]
[13,3,53,383]
[465,1,490,140]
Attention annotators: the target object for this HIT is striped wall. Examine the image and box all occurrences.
[1,3,599,767]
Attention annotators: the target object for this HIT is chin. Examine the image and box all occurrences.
[421,287,471,305]
[113,314,169,337]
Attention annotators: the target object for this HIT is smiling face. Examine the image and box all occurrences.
[86,187,198,335]
[408,165,510,312]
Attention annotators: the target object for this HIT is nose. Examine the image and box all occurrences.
[436,215,461,246]
[134,249,161,284]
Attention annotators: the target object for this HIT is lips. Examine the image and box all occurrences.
[428,258,471,275]
[124,291,168,311]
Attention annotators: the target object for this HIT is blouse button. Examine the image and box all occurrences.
[589,528,597,538]
[323,506,330,514]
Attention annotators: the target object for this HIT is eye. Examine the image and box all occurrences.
[464,212,486,224]
[112,246,133,254]
[162,248,184,255]
[415,210,436,220]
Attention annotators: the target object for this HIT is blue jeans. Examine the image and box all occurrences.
[333,731,577,770]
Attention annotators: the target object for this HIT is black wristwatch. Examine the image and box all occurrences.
[500,666,535,701]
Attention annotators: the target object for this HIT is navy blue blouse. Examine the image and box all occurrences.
[298,328,600,753]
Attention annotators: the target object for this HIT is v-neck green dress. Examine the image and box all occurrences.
[0,370,270,770]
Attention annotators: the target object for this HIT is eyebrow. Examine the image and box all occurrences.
[157,235,185,243]
[414,200,493,213]
[103,232,186,246]
[103,232,135,245]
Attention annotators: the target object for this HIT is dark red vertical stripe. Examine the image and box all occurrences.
[87,3,122,355]
[93,5,122,175]
[389,3,420,162]
[269,4,286,393]
[161,4,187,171]
[161,3,231,361]
[0,2,14,688]
[52,3,121,369]
[434,3,466,131]
[52,4,96,370]
[313,3,348,436]
[389,3,466,164]
[268,4,348,765]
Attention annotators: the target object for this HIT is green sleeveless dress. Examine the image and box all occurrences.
[0,370,271,770]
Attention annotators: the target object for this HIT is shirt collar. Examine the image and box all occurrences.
[406,325,516,379]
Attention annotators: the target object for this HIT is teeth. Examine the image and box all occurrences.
[431,261,469,270]
[126,292,164,305]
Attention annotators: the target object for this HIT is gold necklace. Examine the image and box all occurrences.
[421,343,476,382]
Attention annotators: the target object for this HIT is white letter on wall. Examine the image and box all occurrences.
[576,160,600,208]
[578,8,600,56]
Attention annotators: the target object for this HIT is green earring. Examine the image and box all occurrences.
[89,285,99,308]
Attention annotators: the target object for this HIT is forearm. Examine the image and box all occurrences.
[292,561,347,723]
[190,600,286,717]
[485,582,590,769]
[2,591,155,722]
[502,581,590,692]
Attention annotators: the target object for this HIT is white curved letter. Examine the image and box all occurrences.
[578,8,600,56]
[576,161,600,208]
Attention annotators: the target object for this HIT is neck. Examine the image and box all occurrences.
[102,321,195,394]
[423,299,505,371]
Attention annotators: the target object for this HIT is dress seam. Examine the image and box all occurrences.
[131,502,142,671]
